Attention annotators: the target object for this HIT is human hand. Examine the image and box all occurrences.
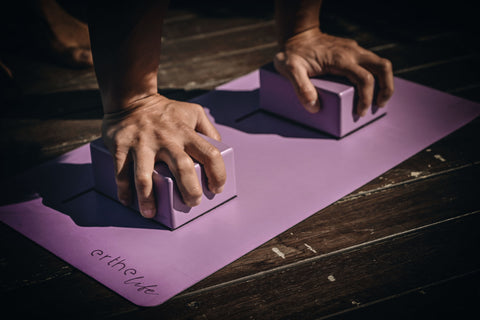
[274,28,394,116]
[101,94,226,218]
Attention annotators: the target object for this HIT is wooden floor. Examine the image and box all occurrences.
[1,1,479,319]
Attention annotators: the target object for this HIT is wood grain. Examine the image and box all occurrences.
[0,1,479,319]
[117,212,480,319]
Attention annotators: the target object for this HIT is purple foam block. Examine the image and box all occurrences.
[1,71,479,307]
[259,64,388,138]
[90,135,237,229]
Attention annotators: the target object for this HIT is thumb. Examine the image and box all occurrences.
[293,71,321,113]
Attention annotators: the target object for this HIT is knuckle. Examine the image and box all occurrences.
[274,52,286,63]
[284,56,301,73]
[379,58,393,72]
[114,150,128,165]
[135,173,152,191]
[177,122,193,134]
[345,39,358,48]
[204,145,222,161]
[190,102,204,113]
[175,155,195,176]
[111,131,130,148]
[359,70,375,86]
[331,51,350,66]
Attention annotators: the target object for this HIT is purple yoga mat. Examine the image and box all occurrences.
[1,70,479,306]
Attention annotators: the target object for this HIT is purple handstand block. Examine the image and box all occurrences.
[259,63,388,138]
[90,135,237,230]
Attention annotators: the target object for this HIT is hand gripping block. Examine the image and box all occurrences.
[259,63,388,138]
[90,135,237,229]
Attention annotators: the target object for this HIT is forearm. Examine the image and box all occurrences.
[274,0,322,48]
[88,0,169,114]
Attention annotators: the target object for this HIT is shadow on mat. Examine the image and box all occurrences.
[0,159,167,230]
[196,89,334,140]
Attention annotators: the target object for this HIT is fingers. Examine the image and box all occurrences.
[334,62,375,117]
[347,51,393,114]
[360,54,394,108]
[159,132,226,207]
[114,150,133,207]
[331,52,394,116]
[185,133,226,194]
[160,145,203,207]
[115,135,221,217]
[274,35,394,116]
[291,68,321,113]
[194,104,222,141]
[105,96,227,217]
[288,66,321,113]
[275,53,321,113]
[132,148,156,218]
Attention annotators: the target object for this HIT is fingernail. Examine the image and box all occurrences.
[141,208,156,218]
[358,107,368,117]
[211,185,224,194]
[305,100,321,113]
[188,197,202,207]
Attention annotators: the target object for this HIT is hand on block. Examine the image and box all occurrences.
[259,63,389,138]
[90,135,237,229]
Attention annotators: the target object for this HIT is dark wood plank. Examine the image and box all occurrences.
[322,0,479,42]
[448,84,480,102]
[396,56,480,93]
[160,22,276,67]
[1,1,479,318]
[162,10,274,42]
[0,3,277,95]
[157,46,276,90]
[327,271,480,320]
[0,62,475,318]
[185,162,479,290]
[1,159,477,317]
[114,211,480,319]
[376,32,479,73]
[0,118,101,180]
[352,118,480,193]
[0,223,75,292]
[0,266,137,318]
[2,0,405,95]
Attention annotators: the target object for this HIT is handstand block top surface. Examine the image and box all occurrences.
[90,135,237,229]
[259,64,388,138]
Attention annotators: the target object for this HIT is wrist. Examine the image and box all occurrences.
[280,25,321,50]
[275,0,322,48]
[99,72,159,114]
[102,93,165,120]
[93,53,160,114]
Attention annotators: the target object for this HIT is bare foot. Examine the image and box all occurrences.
[32,0,93,68]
